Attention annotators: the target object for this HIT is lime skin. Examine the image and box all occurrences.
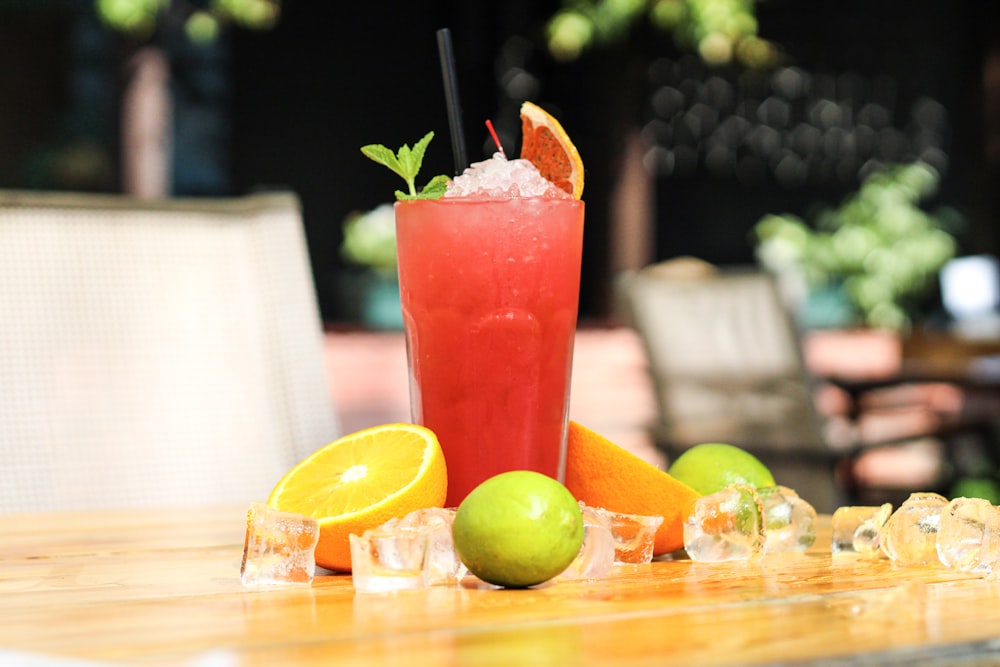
[452,470,584,588]
[667,443,776,495]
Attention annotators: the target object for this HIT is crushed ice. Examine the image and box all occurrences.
[445,153,569,199]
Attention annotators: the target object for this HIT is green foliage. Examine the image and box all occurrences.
[96,0,164,39]
[360,132,449,201]
[340,203,398,275]
[95,0,279,43]
[950,477,1000,504]
[213,0,280,29]
[545,0,775,67]
[753,162,960,331]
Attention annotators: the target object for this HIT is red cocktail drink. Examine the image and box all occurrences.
[395,197,585,506]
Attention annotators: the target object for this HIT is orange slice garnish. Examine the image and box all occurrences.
[519,101,585,199]
[564,421,700,555]
[267,423,447,571]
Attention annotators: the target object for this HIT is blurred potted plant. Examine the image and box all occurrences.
[340,203,402,330]
[543,0,776,68]
[753,161,961,333]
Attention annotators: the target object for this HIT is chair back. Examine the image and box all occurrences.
[619,262,827,454]
[0,190,340,512]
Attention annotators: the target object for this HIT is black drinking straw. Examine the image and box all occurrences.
[436,28,469,175]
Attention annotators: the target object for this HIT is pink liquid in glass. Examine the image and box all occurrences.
[394,197,584,506]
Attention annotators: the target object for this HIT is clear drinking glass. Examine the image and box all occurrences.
[394,198,585,507]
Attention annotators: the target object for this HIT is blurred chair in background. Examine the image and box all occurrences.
[0,190,340,512]
[616,258,971,512]
[617,259,842,511]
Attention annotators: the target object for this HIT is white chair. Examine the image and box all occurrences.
[617,261,842,511]
[617,259,994,511]
[0,189,340,512]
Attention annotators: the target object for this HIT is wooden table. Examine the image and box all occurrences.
[4,506,1000,666]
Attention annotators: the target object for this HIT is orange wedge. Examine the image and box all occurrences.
[519,101,584,199]
[564,421,700,555]
[267,423,447,572]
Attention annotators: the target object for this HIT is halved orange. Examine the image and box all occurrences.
[564,421,701,556]
[519,101,585,199]
[267,423,447,572]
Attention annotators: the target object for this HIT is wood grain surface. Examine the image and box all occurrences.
[2,506,1000,666]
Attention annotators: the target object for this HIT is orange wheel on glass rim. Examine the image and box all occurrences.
[519,101,585,199]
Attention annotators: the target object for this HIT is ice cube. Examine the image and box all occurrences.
[395,507,467,585]
[936,497,1000,575]
[445,153,569,199]
[759,486,817,554]
[581,504,663,564]
[880,492,949,566]
[831,504,892,556]
[559,504,616,580]
[240,502,320,587]
[684,484,765,562]
[349,524,429,594]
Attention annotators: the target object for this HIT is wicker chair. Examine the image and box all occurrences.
[617,258,1000,511]
[616,261,845,512]
[0,189,340,512]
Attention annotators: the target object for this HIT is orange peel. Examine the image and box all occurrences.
[565,421,700,555]
[519,101,584,199]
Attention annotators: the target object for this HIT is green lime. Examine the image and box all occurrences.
[667,443,775,495]
[452,471,584,588]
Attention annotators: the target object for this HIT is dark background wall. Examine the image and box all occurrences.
[1,0,998,323]
[647,0,994,265]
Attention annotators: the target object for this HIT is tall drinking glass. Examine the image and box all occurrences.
[395,197,585,507]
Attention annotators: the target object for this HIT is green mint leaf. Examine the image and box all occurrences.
[410,132,434,172]
[361,132,450,201]
[418,174,450,200]
[394,176,449,201]
[360,144,406,180]
[396,146,418,196]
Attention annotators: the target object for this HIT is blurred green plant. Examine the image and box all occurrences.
[950,476,1000,504]
[753,162,961,331]
[340,203,398,277]
[545,0,775,67]
[95,0,279,43]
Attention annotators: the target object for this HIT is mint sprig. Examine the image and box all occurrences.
[361,131,450,201]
